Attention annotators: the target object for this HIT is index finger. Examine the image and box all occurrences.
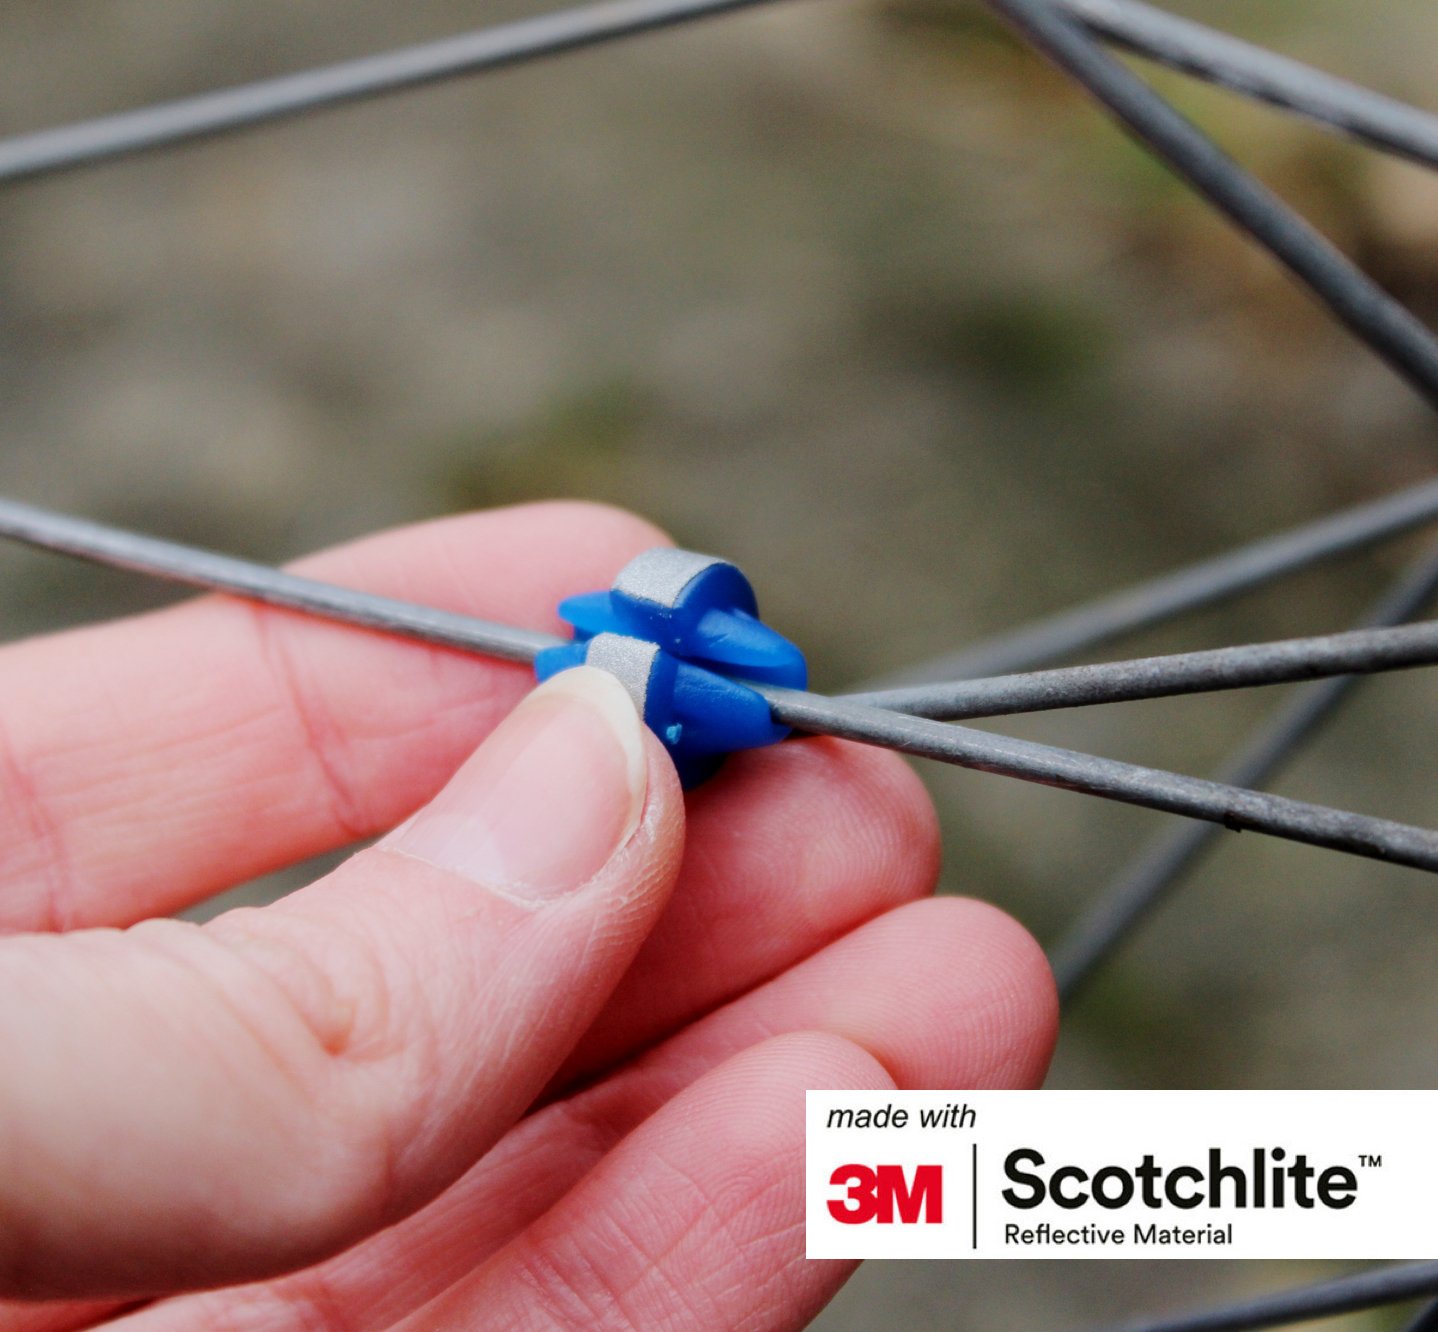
[0,501,664,933]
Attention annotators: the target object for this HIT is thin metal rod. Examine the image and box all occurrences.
[982,0,1438,410]
[1052,540,1438,1004]
[1104,1262,1438,1332]
[0,0,771,185]
[759,687,1438,873]
[1067,0,1438,170]
[5,0,1438,189]
[860,475,1438,688]
[6,0,1438,472]
[847,616,1438,721]
[3,496,1438,875]
[0,497,559,664]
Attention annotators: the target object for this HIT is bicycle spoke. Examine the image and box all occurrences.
[1052,541,1438,1003]
[1104,1262,1438,1332]
[984,0,1438,409]
[0,0,772,185]
[763,686,1438,872]
[4,495,1437,874]
[860,476,1438,687]
[847,617,1438,720]
[0,497,556,663]
[1067,0,1438,170]
[4,0,1438,190]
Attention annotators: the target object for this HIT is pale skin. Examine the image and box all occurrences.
[0,502,1058,1331]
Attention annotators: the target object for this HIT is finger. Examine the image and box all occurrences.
[0,1300,130,1332]
[551,734,941,1089]
[125,897,1054,1331]
[0,669,684,1300]
[403,1033,886,1331]
[0,501,665,933]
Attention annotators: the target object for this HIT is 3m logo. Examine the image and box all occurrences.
[827,1164,944,1224]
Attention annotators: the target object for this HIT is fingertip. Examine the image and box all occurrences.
[839,896,1059,1090]
[955,896,1061,1086]
[425,500,675,619]
[690,734,941,919]
[555,737,941,1084]
[498,499,673,558]
[780,737,942,888]
[725,1030,900,1100]
[820,738,943,900]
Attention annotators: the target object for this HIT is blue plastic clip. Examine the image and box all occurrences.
[535,548,808,786]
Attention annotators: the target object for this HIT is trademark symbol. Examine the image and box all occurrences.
[1359,1154,1384,1168]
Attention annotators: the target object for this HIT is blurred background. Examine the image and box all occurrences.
[2,1,1437,1325]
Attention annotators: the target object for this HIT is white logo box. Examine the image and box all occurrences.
[805,1090,1438,1259]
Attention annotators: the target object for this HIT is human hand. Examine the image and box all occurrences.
[0,503,1057,1331]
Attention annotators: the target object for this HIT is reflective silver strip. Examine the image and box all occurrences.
[584,632,658,715]
[613,547,723,609]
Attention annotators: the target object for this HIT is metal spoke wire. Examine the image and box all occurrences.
[761,687,1438,870]
[858,474,1438,688]
[961,13,1436,1324]
[846,614,1438,720]
[6,0,1437,416]
[982,0,1438,409]
[4,495,1438,874]
[1104,1262,1438,1332]
[1066,0,1438,169]
[0,498,555,664]
[0,0,773,185]
[1052,538,1438,1003]
[4,0,1438,186]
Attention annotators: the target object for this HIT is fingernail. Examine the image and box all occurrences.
[385,666,648,902]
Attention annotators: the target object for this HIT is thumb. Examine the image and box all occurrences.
[0,667,684,1299]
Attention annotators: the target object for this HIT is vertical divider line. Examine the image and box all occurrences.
[972,1142,979,1251]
